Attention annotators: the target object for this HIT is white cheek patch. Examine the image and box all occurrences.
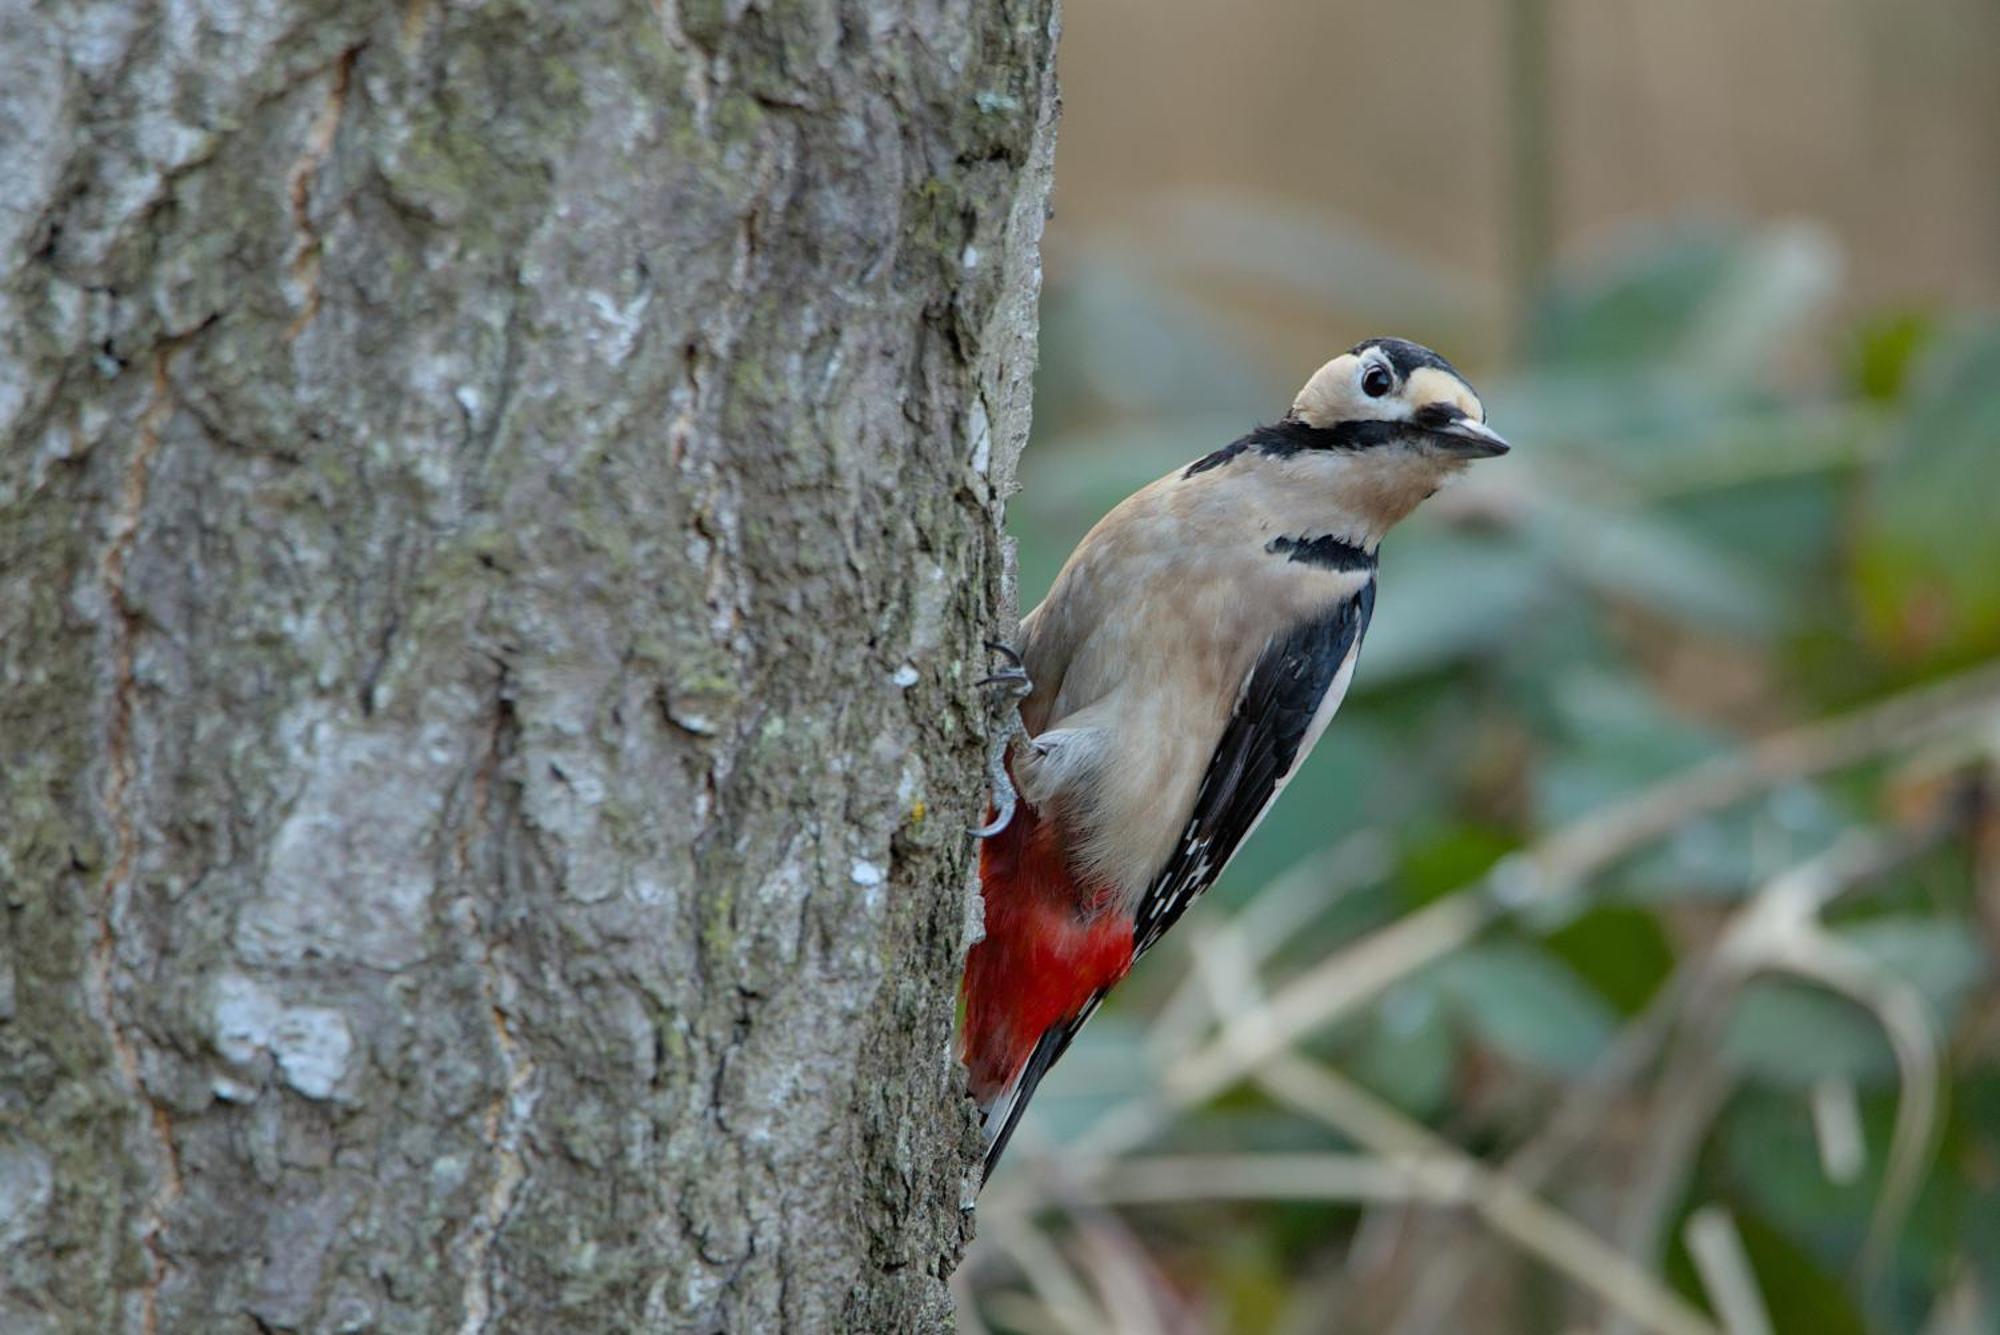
[1291,354,1361,426]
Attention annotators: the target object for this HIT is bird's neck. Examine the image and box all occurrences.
[1256,449,1459,550]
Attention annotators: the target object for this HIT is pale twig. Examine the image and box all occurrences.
[1256,1057,1719,1335]
[1081,894,1490,1159]
[1402,783,1967,1335]
[982,1215,1116,1335]
[1600,822,1959,1335]
[1769,929,1941,1287]
[1390,964,1703,1335]
[1810,1076,1865,1185]
[1144,831,1390,1065]
[1684,1206,1773,1335]
[1230,829,1395,961]
[1710,828,1952,1286]
[1603,1029,1732,1320]
[1168,917,1713,1335]
[1067,1214,1174,1335]
[1920,1267,1990,1335]
[1075,1151,1469,1207]
[1072,660,2000,1162]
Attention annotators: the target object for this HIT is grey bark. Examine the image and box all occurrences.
[0,0,1057,1330]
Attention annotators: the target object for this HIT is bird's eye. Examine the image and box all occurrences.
[1361,365,1393,398]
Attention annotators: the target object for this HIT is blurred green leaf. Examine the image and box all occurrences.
[1662,474,1847,584]
[1532,495,1784,635]
[1535,669,1723,826]
[1346,981,1456,1118]
[1531,220,1839,381]
[1725,1206,1872,1335]
[1363,533,1546,679]
[1434,941,1617,1074]
[1544,905,1676,1013]
[1718,1089,1966,1316]
[1721,981,1895,1087]
[1840,916,1987,1023]
[1844,309,1941,403]
[1853,320,2000,658]
[1396,822,1514,905]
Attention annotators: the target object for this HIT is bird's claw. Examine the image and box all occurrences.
[975,640,1032,696]
[968,790,1016,840]
[976,668,1032,693]
[969,641,1033,839]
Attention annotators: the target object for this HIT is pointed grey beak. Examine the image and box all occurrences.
[1432,416,1510,458]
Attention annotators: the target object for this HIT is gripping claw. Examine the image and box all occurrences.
[969,641,1033,838]
[975,640,1031,693]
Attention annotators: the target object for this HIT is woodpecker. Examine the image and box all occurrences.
[963,337,1508,1178]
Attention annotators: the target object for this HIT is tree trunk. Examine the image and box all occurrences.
[0,1,1056,1329]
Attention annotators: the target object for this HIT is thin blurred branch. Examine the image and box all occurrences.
[1181,920,1716,1335]
[1145,832,1391,1065]
[1068,1212,1179,1335]
[1414,804,1972,1335]
[1071,1151,1466,1207]
[1709,826,1959,1289]
[1684,1207,1774,1335]
[981,1215,1118,1335]
[1256,1058,1718,1335]
[1603,1003,1734,1323]
[1389,967,1700,1335]
[1810,1077,1866,1184]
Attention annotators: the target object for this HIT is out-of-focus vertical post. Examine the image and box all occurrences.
[1506,0,1555,353]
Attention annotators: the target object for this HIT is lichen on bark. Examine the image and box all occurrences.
[0,0,1058,1329]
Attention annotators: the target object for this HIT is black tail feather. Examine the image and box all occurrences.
[979,993,1105,1183]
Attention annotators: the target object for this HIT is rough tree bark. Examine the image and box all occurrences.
[0,0,1056,1329]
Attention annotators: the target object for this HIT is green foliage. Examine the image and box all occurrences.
[1853,321,2000,659]
[1435,941,1619,1075]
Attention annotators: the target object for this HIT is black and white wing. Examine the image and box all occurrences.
[1131,582,1375,958]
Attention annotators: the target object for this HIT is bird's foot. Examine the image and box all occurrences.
[970,641,1032,839]
[975,640,1032,699]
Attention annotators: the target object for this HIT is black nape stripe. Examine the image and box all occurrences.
[1267,534,1376,573]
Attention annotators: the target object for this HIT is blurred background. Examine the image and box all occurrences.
[959,1,2000,1332]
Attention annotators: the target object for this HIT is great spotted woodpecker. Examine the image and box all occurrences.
[964,338,1509,1178]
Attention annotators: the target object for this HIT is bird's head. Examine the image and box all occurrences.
[1277,336,1507,535]
[1291,337,1508,459]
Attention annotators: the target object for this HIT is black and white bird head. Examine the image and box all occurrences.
[1290,337,1508,460]
[1269,336,1507,537]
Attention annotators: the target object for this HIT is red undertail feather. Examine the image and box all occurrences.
[962,788,1133,1170]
